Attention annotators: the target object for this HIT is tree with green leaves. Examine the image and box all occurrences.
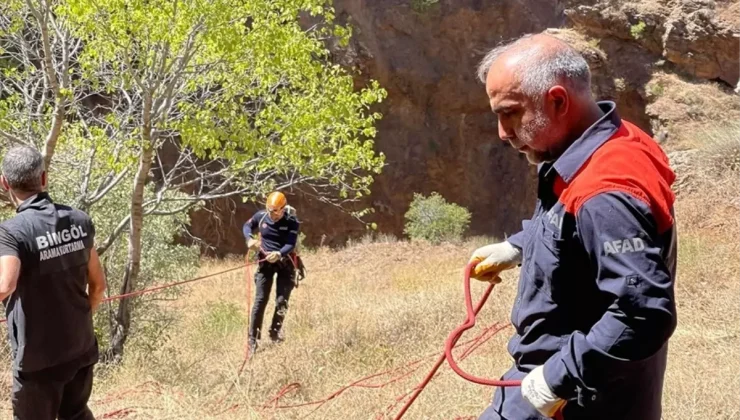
[0,0,386,360]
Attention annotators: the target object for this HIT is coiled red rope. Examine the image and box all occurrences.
[393,261,564,420]
[392,262,519,419]
[443,262,522,387]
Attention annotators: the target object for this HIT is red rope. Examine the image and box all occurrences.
[391,262,509,420]
[256,321,508,419]
[376,322,509,419]
[214,253,256,404]
[3,255,564,419]
[87,259,519,419]
[238,253,254,373]
[393,261,564,420]
[0,264,252,324]
[196,252,260,414]
[443,262,522,387]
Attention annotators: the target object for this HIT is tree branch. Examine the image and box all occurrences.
[76,146,96,208]
[26,0,66,169]
[96,215,130,256]
[0,129,29,146]
[146,201,196,216]
[88,168,131,207]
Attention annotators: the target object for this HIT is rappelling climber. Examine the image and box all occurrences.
[243,191,303,355]
[469,33,678,420]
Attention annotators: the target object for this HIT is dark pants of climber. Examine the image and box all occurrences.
[249,258,295,343]
[12,358,95,420]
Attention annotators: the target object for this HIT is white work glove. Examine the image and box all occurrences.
[468,241,522,283]
[265,251,282,263]
[521,365,566,418]
[247,238,260,250]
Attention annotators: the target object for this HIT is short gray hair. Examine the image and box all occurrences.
[476,33,592,99]
[2,145,44,193]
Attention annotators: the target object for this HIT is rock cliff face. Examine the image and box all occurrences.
[188,0,739,256]
[565,0,739,86]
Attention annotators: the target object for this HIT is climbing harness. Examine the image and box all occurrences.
[255,207,306,287]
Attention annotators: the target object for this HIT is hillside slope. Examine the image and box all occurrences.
[2,137,732,419]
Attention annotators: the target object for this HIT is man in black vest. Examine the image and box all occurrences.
[0,146,106,420]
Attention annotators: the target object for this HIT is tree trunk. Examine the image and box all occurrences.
[106,93,154,362]
[44,99,66,170]
[32,0,65,170]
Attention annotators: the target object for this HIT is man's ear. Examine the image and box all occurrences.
[1,176,9,192]
[40,171,47,190]
[546,85,569,117]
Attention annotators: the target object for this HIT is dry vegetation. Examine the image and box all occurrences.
[85,237,522,420]
[3,127,738,420]
[1,2,738,416]
[645,72,740,150]
[1,128,738,420]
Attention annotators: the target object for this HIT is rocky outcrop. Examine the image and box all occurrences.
[187,0,740,256]
[564,0,739,87]
[556,1,740,145]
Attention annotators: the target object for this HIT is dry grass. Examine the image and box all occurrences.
[662,164,739,420]
[646,72,740,149]
[74,240,520,420]
[693,122,740,174]
[1,146,738,420]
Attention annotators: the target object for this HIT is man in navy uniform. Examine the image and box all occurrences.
[243,191,300,354]
[470,34,678,419]
[0,145,107,419]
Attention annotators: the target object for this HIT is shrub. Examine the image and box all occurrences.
[697,121,740,174]
[403,192,471,244]
[630,21,646,39]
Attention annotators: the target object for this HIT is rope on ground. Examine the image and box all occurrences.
[89,259,520,420]
[391,262,517,420]
[249,321,510,420]
[101,252,263,419]
[92,381,173,419]
[377,322,511,420]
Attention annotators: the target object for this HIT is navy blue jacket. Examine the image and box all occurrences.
[495,102,677,420]
[242,210,299,257]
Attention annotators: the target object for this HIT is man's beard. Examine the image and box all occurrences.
[517,107,559,164]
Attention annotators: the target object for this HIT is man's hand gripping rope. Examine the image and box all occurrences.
[394,251,564,420]
[449,260,565,420]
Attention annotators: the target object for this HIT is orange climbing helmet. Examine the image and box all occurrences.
[266,191,287,212]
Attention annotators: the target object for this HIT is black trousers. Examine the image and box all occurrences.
[12,361,95,420]
[249,258,295,342]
